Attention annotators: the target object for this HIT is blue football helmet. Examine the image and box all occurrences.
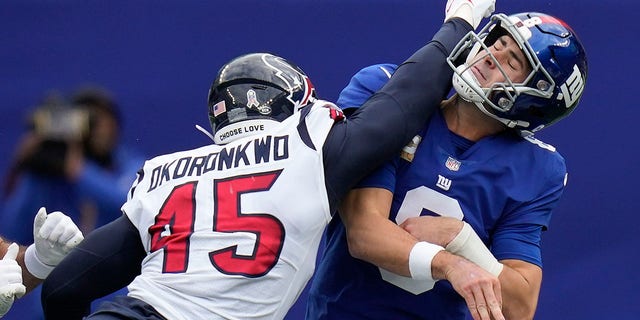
[207,53,316,144]
[448,12,588,135]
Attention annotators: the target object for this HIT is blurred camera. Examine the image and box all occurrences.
[32,105,89,141]
[21,103,90,177]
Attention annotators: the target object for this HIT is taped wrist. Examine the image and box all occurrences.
[409,241,445,281]
[24,244,55,279]
[446,222,503,276]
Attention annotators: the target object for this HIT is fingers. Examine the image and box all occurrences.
[3,243,19,261]
[3,283,26,299]
[33,207,48,235]
[488,281,503,320]
[471,287,490,320]
[484,2,496,18]
[459,277,504,320]
[36,211,56,242]
[473,282,504,320]
[64,232,84,250]
[0,243,26,299]
[35,207,79,249]
[37,211,71,241]
[34,210,84,249]
[489,303,504,320]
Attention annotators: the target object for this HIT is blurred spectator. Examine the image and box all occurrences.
[0,86,145,320]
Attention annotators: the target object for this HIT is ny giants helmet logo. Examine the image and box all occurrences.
[559,65,584,108]
[514,16,586,109]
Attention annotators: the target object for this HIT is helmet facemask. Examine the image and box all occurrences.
[448,13,559,132]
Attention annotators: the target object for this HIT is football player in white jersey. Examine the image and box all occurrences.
[41,1,498,319]
[0,207,83,318]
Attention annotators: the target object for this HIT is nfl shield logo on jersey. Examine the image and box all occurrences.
[445,156,461,171]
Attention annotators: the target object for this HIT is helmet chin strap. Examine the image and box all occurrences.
[472,100,521,129]
[195,124,215,142]
[452,65,529,130]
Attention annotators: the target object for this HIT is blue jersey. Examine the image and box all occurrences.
[307,66,567,319]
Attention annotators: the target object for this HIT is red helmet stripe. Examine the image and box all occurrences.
[300,76,314,105]
[538,15,570,29]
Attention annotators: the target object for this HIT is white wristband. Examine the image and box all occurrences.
[409,241,445,281]
[446,222,503,276]
[24,244,55,279]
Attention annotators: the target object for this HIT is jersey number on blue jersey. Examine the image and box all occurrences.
[380,186,464,294]
[148,170,285,277]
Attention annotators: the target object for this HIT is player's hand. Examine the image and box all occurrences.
[25,207,84,279]
[34,207,84,265]
[445,0,496,29]
[400,216,463,247]
[0,243,27,317]
[442,254,504,320]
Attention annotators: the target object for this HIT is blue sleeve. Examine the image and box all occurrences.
[323,18,473,213]
[491,187,560,267]
[336,63,398,115]
[492,224,545,267]
[42,215,145,319]
[491,155,566,267]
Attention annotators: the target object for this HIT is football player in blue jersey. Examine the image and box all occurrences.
[307,11,587,320]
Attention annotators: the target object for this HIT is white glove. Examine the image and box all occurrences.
[0,243,26,317]
[445,0,496,29]
[24,207,84,279]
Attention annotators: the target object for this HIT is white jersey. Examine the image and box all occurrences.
[122,100,337,319]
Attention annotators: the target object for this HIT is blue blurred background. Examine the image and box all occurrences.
[0,0,637,319]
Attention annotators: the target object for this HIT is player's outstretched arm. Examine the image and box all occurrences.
[323,1,496,209]
[325,23,471,210]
